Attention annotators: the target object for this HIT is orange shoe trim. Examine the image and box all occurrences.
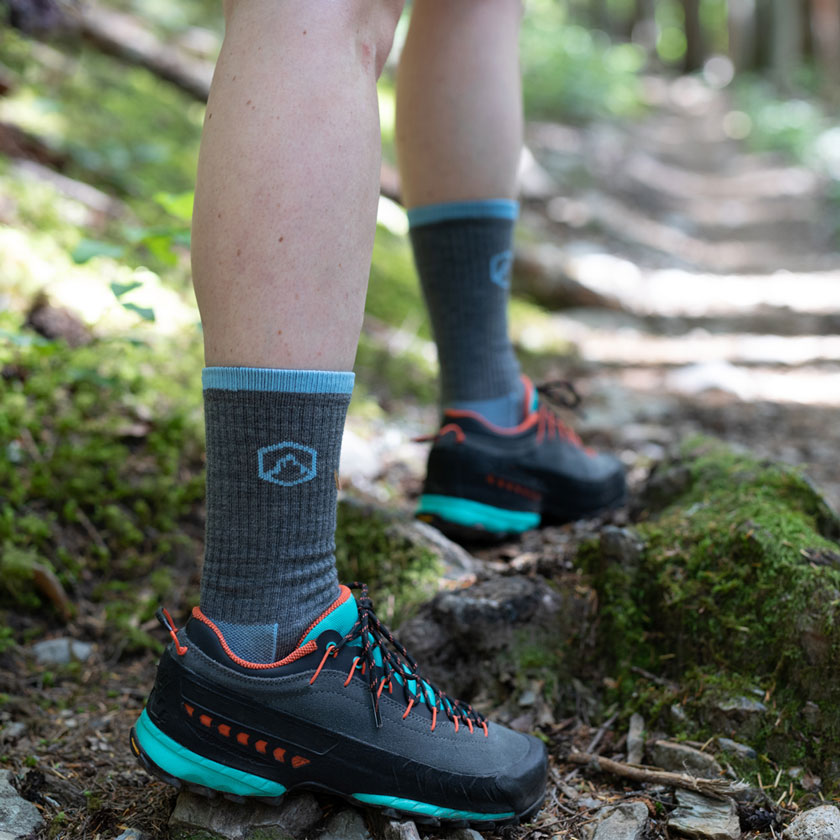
[192,607,318,669]
[444,377,539,437]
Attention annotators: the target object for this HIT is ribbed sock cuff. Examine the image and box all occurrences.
[203,367,354,394]
[407,199,519,229]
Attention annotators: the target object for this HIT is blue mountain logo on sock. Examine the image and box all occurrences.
[489,250,513,288]
[257,441,318,487]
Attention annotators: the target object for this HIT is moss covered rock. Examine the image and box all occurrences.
[583,438,840,782]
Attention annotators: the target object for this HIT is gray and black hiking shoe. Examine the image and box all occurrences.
[416,377,626,541]
[131,583,547,829]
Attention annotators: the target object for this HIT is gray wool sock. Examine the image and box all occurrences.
[199,367,352,661]
[409,199,523,427]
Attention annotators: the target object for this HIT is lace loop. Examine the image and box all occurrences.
[535,379,582,411]
[321,582,487,735]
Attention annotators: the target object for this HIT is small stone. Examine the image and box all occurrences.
[381,820,420,840]
[518,689,537,708]
[0,769,44,840]
[717,696,767,714]
[578,797,604,811]
[446,830,483,840]
[650,741,723,779]
[803,702,821,728]
[114,830,146,840]
[31,638,93,666]
[783,805,840,840]
[169,790,321,840]
[801,772,822,792]
[591,801,649,840]
[716,737,757,761]
[318,809,371,840]
[671,704,688,724]
[707,695,768,740]
[0,722,26,743]
[667,790,740,840]
[598,526,645,568]
[627,713,645,765]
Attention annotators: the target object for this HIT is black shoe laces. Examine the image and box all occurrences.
[535,379,582,411]
[328,583,488,735]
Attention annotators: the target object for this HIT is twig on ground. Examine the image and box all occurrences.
[586,711,619,755]
[568,752,751,799]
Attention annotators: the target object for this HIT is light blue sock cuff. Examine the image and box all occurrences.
[407,199,519,229]
[202,367,355,394]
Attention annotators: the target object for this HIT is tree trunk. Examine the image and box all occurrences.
[811,0,840,99]
[770,0,804,91]
[76,3,214,102]
[683,0,705,72]
[728,0,757,72]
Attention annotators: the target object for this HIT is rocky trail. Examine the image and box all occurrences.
[3,76,840,840]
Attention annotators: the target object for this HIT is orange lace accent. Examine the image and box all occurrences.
[308,582,488,737]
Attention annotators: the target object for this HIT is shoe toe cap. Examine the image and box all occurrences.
[495,732,548,815]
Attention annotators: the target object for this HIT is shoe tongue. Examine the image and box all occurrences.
[523,376,538,415]
[298,585,359,646]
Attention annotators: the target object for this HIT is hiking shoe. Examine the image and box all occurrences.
[416,377,626,541]
[130,583,547,828]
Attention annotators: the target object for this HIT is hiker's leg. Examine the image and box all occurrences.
[396,0,525,426]
[191,0,401,659]
[398,2,627,537]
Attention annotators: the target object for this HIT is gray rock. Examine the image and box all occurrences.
[598,526,645,568]
[318,809,370,840]
[381,820,420,840]
[0,723,25,743]
[578,797,605,811]
[707,695,768,740]
[650,741,723,779]
[627,713,645,765]
[446,830,483,840]
[398,520,476,583]
[518,689,537,708]
[0,769,44,840]
[667,790,740,840]
[784,805,840,840]
[803,701,821,728]
[31,638,93,666]
[671,704,688,724]
[716,737,756,761]
[169,791,321,840]
[591,802,649,840]
[114,830,146,840]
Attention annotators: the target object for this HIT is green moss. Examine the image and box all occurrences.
[366,225,429,338]
[335,499,442,628]
[582,438,840,779]
[0,314,205,644]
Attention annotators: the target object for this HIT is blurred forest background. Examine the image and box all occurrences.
[2,0,840,836]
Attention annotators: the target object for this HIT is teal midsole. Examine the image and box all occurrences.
[134,708,286,797]
[353,793,514,822]
[417,494,540,533]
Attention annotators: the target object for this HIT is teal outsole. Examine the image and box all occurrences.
[130,718,544,829]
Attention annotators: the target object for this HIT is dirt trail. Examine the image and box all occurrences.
[518,75,840,511]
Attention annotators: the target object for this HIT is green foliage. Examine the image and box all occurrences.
[366,226,429,339]
[1,32,203,210]
[734,79,828,163]
[521,1,645,121]
[0,313,204,633]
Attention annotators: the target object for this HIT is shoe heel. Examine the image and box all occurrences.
[132,708,286,798]
[416,494,540,539]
